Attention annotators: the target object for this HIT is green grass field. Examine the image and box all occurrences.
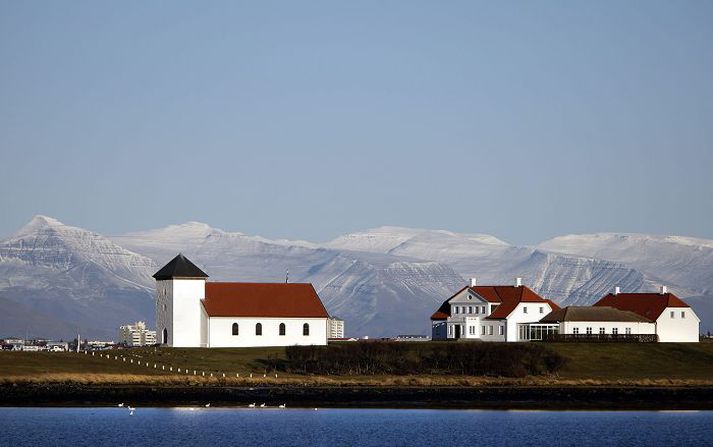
[2,342,713,384]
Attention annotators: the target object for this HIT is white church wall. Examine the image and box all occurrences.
[156,280,173,345]
[170,279,206,347]
[208,317,328,348]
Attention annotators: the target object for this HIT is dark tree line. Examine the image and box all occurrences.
[283,342,566,378]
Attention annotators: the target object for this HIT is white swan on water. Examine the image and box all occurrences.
[205,403,211,408]
[248,403,256,408]
[118,403,124,408]
[278,404,286,408]
[259,403,266,408]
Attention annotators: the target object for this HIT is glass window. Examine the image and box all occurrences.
[586,327,592,335]
[573,328,579,335]
[539,306,544,314]
[455,307,460,314]
[255,323,262,336]
[303,323,310,336]
[612,328,618,335]
[499,326,504,336]
[279,323,286,336]
[625,328,631,335]
[232,323,239,336]
[468,306,473,314]
[488,326,493,335]
[475,306,479,314]
[523,306,528,314]
[481,326,486,335]
[671,311,675,318]
[482,306,486,314]
[599,327,605,335]
[681,311,686,319]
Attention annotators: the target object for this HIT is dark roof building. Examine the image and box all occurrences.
[540,306,652,323]
[153,253,209,280]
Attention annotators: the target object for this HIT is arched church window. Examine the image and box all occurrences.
[303,323,310,336]
[232,323,239,336]
[279,323,286,336]
[256,323,262,336]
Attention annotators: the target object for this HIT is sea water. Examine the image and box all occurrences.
[0,407,711,446]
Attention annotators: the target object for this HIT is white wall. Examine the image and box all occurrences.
[561,321,656,335]
[155,280,173,345]
[505,302,553,342]
[656,307,700,342]
[168,279,206,348]
[208,317,328,347]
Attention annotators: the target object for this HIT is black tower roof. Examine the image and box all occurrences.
[153,253,209,280]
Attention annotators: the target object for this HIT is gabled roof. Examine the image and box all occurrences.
[430,285,559,321]
[540,306,652,323]
[593,292,690,321]
[153,254,209,280]
[202,282,329,318]
[481,286,558,320]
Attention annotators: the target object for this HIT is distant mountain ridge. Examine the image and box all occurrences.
[1,216,711,339]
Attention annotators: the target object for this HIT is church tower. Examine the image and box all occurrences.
[153,254,209,347]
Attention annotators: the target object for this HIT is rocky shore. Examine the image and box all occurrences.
[3,384,713,410]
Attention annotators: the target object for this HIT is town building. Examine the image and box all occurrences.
[327,316,345,339]
[118,321,157,346]
[155,254,330,348]
[430,278,560,342]
[593,287,700,342]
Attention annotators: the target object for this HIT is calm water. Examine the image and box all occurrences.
[0,407,711,446]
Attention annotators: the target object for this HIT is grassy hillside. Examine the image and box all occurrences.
[2,342,713,385]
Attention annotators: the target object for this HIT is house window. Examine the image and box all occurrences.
[499,326,504,336]
[539,306,544,314]
[586,327,592,335]
[612,328,618,335]
[481,326,486,335]
[232,323,239,336]
[599,327,605,335]
[671,311,675,318]
[279,323,286,336]
[303,323,310,336]
[455,307,460,314]
[488,326,494,335]
[482,306,486,314]
[475,306,479,314]
[523,306,528,314]
[681,311,686,319]
[469,326,475,335]
[625,328,631,335]
[468,306,473,314]
[573,328,579,335]
[255,323,262,336]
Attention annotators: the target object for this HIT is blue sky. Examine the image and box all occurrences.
[1,1,712,244]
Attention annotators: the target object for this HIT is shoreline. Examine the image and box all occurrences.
[3,384,713,410]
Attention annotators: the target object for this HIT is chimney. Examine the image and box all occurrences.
[470,278,477,287]
[660,285,668,295]
[515,277,522,287]
[614,286,620,295]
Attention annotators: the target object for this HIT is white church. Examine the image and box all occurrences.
[154,254,329,348]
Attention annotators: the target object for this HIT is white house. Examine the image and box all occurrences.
[430,278,560,342]
[593,287,700,342]
[155,254,329,348]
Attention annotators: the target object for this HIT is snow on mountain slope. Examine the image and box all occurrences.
[538,233,713,296]
[0,216,157,339]
[325,226,509,256]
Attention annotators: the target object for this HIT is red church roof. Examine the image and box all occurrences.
[202,282,329,318]
[430,285,559,321]
[593,292,689,321]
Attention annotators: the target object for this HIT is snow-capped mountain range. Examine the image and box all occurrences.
[1,216,711,339]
